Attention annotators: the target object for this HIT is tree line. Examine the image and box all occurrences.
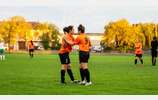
[101,19,158,52]
[0,16,60,51]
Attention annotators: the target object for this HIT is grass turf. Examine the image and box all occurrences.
[0,53,158,95]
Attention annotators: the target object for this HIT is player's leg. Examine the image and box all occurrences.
[59,53,67,84]
[31,51,33,58]
[78,51,86,84]
[153,57,156,66]
[152,51,155,65]
[61,64,67,83]
[153,56,156,66]
[153,51,157,66]
[0,49,5,60]
[29,49,32,58]
[152,54,156,66]
[83,63,91,85]
[67,64,75,82]
[83,53,91,86]
[135,55,138,64]
[79,63,85,82]
[0,54,2,60]
[65,53,75,82]
[79,51,91,86]
[30,50,33,58]
[79,63,86,85]
[152,56,154,66]
[79,51,85,82]
[31,49,34,58]
[0,49,2,60]
[139,54,143,64]
[2,54,5,60]
[67,64,79,83]
[3,49,5,60]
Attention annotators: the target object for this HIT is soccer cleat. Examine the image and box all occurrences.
[79,80,86,85]
[71,80,80,83]
[74,80,80,83]
[85,82,92,86]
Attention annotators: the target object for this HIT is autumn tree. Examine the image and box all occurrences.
[35,22,60,50]
[0,16,32,51]
[102,19,137,52]
[102,19,158,52]
[49,24,60,50]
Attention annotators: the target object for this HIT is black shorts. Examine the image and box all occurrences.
[29,49,34,52]
[79,51,90,63]
[59,52,70,64]
[135,54,142,58]
[151,50,157,57]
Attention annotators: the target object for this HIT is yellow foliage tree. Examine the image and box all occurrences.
[0,16,32,51]
[102,19,138,52]
[102,19,158,52]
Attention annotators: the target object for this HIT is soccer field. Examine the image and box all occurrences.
[0,53,158,95]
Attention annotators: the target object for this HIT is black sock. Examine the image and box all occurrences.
[84,69,90,82]
[80,68,84,81]
[67,69,74,81]
[152,57,154,65]
[140,59,143,64]
[29,53,32,57]
[135,59,137,64]
[61,70,65,83]
[154,58,156,65]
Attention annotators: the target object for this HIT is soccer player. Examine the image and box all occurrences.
[151,36,158,66]
[134,39,143,65]
[58,26,78,84]
[28,40,34,58]
[0,39,5,61]
[75,24,92,86]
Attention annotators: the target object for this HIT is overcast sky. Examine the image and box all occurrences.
[0,0,158,33]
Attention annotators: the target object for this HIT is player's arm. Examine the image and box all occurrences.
[140,43,143,49]
[74,36,80,45]
[63,36,74,45]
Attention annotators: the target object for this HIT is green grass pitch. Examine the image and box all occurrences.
[0,53,158,95]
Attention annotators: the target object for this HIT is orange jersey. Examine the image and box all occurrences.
[28,43,34,49]
[58,34,74,54]
[135,42,143,54]
[75,33,91,52]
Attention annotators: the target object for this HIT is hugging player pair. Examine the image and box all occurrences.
[58,24,92,86]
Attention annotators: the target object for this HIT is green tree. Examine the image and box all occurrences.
[49,24,60,50]
[41,32,50,50]
[36,23,60,50]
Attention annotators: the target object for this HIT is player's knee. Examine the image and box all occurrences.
[67,64,71,69]
[61,65,67,70]
[83,63,88,69]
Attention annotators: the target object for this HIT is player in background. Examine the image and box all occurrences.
[28,40,35,58]
[0,39,5,61]
[151,36,158,66]
[134,39,143,65]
